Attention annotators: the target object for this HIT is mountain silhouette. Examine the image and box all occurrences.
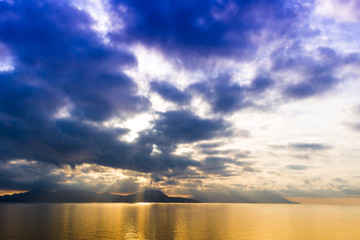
[0,189,200,203]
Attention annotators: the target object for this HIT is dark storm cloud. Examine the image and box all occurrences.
[201,149,234,155]
[0,160,141,193]
[0,0,206,181]
[0,116,122,165]
[0,161,64,191]
[273,46,338,98]
[0,115,202,173]
[196,143,222,149]
[248,76,275,94]
[150,81,190,104]
[139,110,230,146]
[272,46,360,99]
[284,76,337,99]
[189,75,249,113]
[133,110,224,175]
[111,0,312,66]
[188,74,274,113]
[0,0,149,123]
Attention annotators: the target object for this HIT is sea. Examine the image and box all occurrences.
[0,203,360,240]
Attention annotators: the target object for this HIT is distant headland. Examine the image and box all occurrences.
[0,189,299,204]
[0,189,200,203]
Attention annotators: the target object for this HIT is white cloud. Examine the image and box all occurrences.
[315,0,360,23]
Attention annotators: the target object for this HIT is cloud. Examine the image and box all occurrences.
[0,0,271,191]
[189,75,249,113]
[284,76,337,99]
[188,74,274,114]
[285,164,310,171]
[72,178,141,194]
[347,104,360,131]
[270,143,331,152]
[200,149,250,158]
[201,149,233,155]
[0,160,142,192]
[1,109,229,174]
[196,142,222,149]
[1,117,127,166]
[0,160,64,191]
[0,1,194,175]
[200,157,233,175]
[272,46,360,99]
[0,0,149,123]
[290,143,331,151]
[199,157,253,176]
[274,46,338,98]
[349,123,360,131]
[197,143,251,157]
[150,81,190,104]
[342,188,360,195]
[292,154,310,159]
[110,0,312,67]
[139,110,230,146]
[248,75,275,94]
[315,0,360,23]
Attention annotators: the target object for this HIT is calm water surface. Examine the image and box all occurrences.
[0,203,360,240]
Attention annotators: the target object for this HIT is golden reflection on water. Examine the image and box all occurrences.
[1,203,360,239]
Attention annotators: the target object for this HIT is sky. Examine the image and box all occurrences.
[1,0,360,202]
